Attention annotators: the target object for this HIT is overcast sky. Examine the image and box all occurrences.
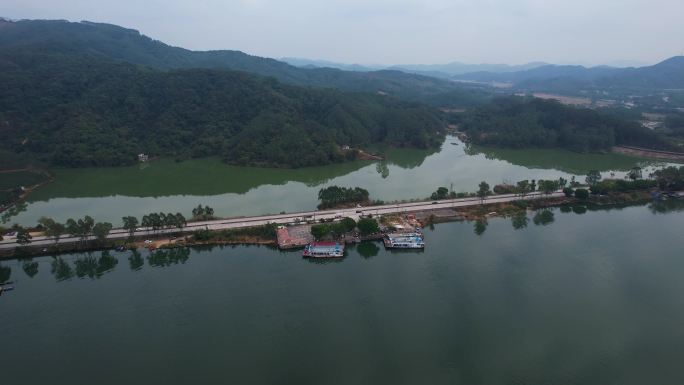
[2,0,682,66]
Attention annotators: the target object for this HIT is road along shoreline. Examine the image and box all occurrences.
[2,189,672,260]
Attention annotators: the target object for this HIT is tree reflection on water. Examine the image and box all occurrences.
[51,257,74,281]
[147,248,191,267]
[73,251,118,279]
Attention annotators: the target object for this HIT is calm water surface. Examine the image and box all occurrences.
[8,137,673,226]
[2,201,684,385]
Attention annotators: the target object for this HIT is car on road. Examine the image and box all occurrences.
[144,240,152,244]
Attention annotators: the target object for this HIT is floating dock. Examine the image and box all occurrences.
[302,242,345,258]
[383,232,425,249]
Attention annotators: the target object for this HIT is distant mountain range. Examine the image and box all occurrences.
[281,58,549,78]
[3,18,678,99]
[453,57,684,93]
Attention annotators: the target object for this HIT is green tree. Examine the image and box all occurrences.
[477,181,490,203]
[340,217,357,232]
[330,222,348,238]
[516,180,530,197]
[317,186,370,209]
[40,217,66,244]
[192,205,215,220]
[586,170,602,187]
[141,215,151,229]
[310,224,331,240]
[122,216,139,239]
[149,213,162,232]
[574,188,590,200]
[569,176,580,187]
[66,215,95,245]
[538,179,559,195]
[357,218,379,235]
[16,227,32,245]
[627,167,642,181]
[159,213,169,228]
[430,187,449,200]
[175,213,187,232]
[92,222,113,244]
[651,166,683,190]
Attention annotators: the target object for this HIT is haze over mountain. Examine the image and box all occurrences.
[281,58,549,77]
[0,18,482,105]
[454,57,684,93]
[3,0,681,65]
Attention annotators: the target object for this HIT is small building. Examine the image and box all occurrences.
[138,153,149,162]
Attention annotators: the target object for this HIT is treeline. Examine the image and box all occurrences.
[0,52,445,168]
[193,223,277,242]
[459,97,673,152]
[317,186,370,209]
[310,217,379,240]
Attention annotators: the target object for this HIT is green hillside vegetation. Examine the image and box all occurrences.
[0,52,445,167]
[0,19,481,107]
[460,97,673,152]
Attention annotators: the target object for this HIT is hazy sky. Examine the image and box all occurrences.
[2,0,683,66]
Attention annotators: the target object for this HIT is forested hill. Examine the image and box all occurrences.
[459,97,672,152]
[0,19,480,104]
[0,52,445,168]
[455,57,684,93]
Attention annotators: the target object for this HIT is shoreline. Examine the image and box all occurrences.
[0,190,666,261]
[612,146,684,162]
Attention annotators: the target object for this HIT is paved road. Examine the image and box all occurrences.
[0,191,563,250]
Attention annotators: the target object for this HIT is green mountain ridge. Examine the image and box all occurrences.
[0,51,445,168]
[0,19,482,104]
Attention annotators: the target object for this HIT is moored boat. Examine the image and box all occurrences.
[383,233,425,249]
[303,242,345,258]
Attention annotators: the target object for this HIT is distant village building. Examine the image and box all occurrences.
[341,145,351,151]
[138,153,149,162]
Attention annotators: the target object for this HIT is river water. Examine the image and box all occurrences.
[6,137,674,226]
[1,201,684,385]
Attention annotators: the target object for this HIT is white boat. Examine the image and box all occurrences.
[303,242,345,258]
[383,233,425,249]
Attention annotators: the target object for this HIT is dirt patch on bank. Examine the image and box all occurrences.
[613,146,684,162]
